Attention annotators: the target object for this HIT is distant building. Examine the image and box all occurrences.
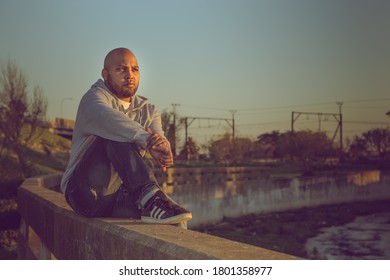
[50,118,75,140]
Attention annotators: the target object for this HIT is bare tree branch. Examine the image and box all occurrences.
[0,60,48,178]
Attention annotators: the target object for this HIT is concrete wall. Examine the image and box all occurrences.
[17,174,298,260]
[156,168,390,228]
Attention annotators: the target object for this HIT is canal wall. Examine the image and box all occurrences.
[156,168,390,228]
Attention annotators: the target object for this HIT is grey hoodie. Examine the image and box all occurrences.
[60,79,164,194]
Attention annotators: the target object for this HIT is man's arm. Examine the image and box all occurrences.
[78,90,151,148]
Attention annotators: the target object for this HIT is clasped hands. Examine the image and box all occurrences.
[146,130,173,172]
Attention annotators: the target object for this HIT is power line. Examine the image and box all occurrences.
[180,104,231,111]
[343,106,390,110]
[236,120,290,127]
[174,99,390,146]
[179,98,390,113]
[230,117,389,127]
[344,120,389,125]
[237,102,336,112]
[340,98,390,104]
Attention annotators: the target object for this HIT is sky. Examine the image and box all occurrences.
[1,0,390,148]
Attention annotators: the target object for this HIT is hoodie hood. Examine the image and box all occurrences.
[93,79,149,112]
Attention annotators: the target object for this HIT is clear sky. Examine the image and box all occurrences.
[1,0,390,147]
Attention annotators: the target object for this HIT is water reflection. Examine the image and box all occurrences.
[347,170,380,186]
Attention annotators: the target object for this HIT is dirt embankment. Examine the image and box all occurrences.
[197,200,390,259]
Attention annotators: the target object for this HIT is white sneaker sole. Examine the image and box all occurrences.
[141,213,192,224]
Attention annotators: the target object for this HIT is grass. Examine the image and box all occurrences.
[0,128,71,259]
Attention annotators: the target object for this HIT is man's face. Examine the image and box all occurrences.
[103,51,140,101]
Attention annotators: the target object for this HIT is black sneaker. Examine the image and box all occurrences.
[141,191,192,224]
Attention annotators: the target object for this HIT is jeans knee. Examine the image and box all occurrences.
[65,184,100,217]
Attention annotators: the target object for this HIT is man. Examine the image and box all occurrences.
[60,47,192,225]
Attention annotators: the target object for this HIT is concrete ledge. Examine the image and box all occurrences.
[17,175,299,260]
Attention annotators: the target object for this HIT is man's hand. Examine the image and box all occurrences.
[147,132,173,172]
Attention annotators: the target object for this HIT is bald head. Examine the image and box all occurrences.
[101,48,140,101]
[103,48,136,69]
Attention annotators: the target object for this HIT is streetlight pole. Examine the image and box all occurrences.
[61,98,73,119]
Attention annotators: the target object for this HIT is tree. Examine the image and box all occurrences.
[179,137,199,160]
[362,128,390,160]
[348,135,369,160]
[160,110,171,137]
[255,130,282,158]
[208,133,253,164]
[290,130,334,159]
[0,61,48,178]
[256,130,281,146]
[160,109,184,157]
[208,134,232,164]
[286,130,336,171]
[272,132,292,160]
[231,137,253,163]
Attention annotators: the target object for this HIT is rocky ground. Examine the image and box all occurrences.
[305,211,390,259]
[197,199,390,259]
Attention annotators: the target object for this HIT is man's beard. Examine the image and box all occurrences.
[106,75,137,98]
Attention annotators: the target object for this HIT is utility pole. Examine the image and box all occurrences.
[291,106,344,162]
[229,110,237,142]
[184,116,234,160]
[336,101,344,161]
[171,103,180,156]
[184,117,189,160]
[291,110,342,145]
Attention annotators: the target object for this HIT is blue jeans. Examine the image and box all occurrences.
[65,137,158,218]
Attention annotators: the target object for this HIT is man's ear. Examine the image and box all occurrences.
[101,69,108,80]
